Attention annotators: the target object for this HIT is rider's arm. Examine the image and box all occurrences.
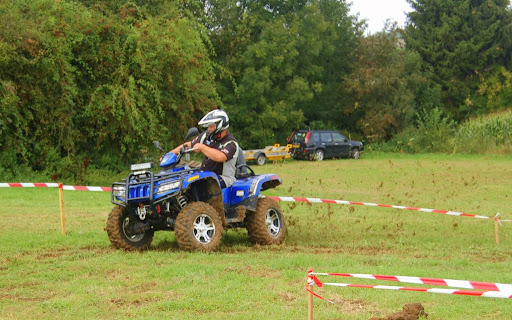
[170,131,205,155]
[194,143,228,162]
[170,141,192,155]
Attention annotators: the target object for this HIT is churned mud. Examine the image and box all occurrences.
[370,303,427,320]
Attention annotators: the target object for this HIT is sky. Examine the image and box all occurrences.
[349,0,413,34]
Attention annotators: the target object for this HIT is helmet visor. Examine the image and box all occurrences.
[203,123,218,132]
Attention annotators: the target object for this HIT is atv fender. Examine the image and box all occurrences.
[180,171,220,190]
[250,173,282,194]
[225,174,281,209]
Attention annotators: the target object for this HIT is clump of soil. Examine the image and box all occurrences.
[370,303,427,320]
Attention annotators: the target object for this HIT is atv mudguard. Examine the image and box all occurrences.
[223,174,281,209]
[180,170,220,191]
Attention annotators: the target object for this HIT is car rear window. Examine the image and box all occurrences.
[290,132,307,143]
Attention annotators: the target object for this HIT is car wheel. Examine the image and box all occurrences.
[256,153,266,166]
[351,148,360,159]
[313,149,324,161]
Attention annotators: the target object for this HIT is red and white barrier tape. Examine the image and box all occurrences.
[307,270,512,301]
[61,185,111,192]
[268,196,512,222]
[0,182,59,188]
[311,272,512,293]
[307,268,334,303]
[0,182,111,192]
[1,183,509,222]
[322,282,512,299]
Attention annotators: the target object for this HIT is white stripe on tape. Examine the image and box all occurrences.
[445,280,472,289]
[352,274,377,280]
[396,276,423,285]
[20,183,35,187]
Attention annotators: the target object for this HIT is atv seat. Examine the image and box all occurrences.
[235,164,255,179]
[235,146,254,179]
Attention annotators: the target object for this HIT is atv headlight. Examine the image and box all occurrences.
[156,180,180,194]
[130,162,153,171]
[113,185,126,198]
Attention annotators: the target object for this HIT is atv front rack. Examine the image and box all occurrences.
[111,169,192,207]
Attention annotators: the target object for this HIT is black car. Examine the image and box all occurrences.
[288,130,364,161]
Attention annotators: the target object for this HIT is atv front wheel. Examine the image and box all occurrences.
[245,198,286,245]
[106,205,154,251]
[175,202,224,252]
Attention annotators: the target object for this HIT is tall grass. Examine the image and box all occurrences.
[1,154,512,319]
[455,110,512,154]
[375,109,512,155]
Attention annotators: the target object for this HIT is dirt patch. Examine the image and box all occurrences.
[79,245,116,255]
[0,292,55,303]
[370,303,427,320]
[281,245,401,257]
[333,298,375,314]
[224,265,280,279]
[277,292,296,302]
[34,247,69,260]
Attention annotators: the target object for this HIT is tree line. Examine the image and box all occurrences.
[1,0,511,180]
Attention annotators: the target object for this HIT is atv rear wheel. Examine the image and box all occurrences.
[106,205,154,251]
[245,198,286,245]
[175,202,224,252]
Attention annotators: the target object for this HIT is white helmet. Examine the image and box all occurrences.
[198,109,229,136]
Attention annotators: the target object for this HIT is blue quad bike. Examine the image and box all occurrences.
[106,128,286,252]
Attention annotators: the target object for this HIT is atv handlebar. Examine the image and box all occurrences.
[182,147,198,153]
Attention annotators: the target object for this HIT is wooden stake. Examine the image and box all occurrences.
[308,268,314,320]
[494,218,499,244]
[59,183,66,235]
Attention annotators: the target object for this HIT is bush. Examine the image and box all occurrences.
[373,108,512,155]
[375,107,456,153]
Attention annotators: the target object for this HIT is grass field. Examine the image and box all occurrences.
[1,153,512,319]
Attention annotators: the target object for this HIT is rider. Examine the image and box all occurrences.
[170,109,239,188]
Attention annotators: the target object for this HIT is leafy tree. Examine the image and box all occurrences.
[200,0,356,148]
[340,23,425,142]
[296,0,357,131]
[475,66,512,112]
[0,0,220,180]
[405,0,512,120]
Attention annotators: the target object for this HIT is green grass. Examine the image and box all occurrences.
[1,153,512,319]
